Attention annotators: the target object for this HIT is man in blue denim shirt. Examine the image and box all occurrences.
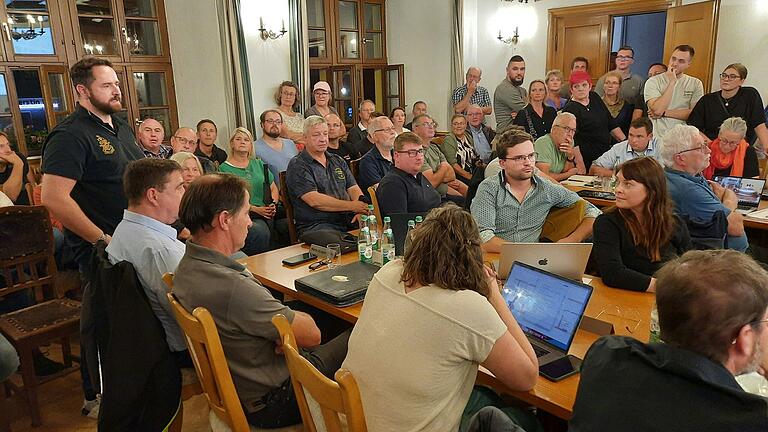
[662,124,748,251]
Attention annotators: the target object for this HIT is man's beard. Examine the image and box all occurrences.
[511,77,524,86]
[91,97,122,114]
[265,129,281,139]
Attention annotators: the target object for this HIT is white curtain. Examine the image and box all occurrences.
[216,0,255,134]
[450,0,464,120]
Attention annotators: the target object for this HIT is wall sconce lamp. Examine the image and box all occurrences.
[258,17,287,40]
[497,26,519,45]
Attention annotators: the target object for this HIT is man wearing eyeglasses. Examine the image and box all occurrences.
[595,46,645,104]
[376,132,441,216]
[661,124,748,252]
[253,110,298,180]
[170,127,215,173]
[412,114,466,203]
[467,104,496,163]
[358,116,396,193]
[471,129,600,253]
[570,249,768,432]
[535,111,586,181]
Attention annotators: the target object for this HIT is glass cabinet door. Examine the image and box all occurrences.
[70,0,124,61]
[332,66,356,127]
[119,0,170,61]
[361,1,384,63]
[0,70,19,151]
[40,65,74,127]
[0,0,66,62]
[126,65,177,141]
[307,0,331,64]
[336,1,359,62]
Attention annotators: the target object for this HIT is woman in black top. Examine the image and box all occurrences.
[513,80,557,141]
[562,71,626,170]
[687,63,768,147]
[593,157,692,292]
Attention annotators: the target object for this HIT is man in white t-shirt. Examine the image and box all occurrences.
[644,44,704,139]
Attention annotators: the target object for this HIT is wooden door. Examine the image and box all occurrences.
[550,14,610,82]
[663,0,719,90]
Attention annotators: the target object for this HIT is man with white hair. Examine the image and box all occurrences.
[535,111,585,181]
[661,124,748,251]
[136,118,170,159]
[358,116,396,192]
[452,67,492,115]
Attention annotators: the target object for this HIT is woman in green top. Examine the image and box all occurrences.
[439,114,479,185]
[219,127,280,255]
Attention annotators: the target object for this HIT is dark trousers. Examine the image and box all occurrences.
[70,237,98,401]
[245,330,351,429]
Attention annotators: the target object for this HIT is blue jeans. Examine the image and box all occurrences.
[242,218,272,256]
[0,333,19,381]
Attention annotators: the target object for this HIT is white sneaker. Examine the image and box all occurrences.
[82,394,101,419]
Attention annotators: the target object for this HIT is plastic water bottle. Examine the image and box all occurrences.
[367,215,379,251]
[381,217,395,264]
[403,219,416,255]
[358,225,372,263]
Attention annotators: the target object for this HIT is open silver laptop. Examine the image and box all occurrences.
[712,176,766,215]
[496,243,593,281]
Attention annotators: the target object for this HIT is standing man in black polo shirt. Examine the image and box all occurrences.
[40,56,143,418]
[376,132,441,216]
[286,115,368,235]
[194,119,227,171]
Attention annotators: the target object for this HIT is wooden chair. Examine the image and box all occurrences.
[279,171,299,245]
[367,185,382,230]
[272,314,367,432]
[430,136,446,147]
[166,287,300,432]
[0,206,81,426]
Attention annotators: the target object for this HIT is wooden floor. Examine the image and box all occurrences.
[6,341,211,432]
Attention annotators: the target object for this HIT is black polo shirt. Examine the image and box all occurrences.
[286,150,357,229]
[195,144,228,170]
[327,140,354,163]
[376,167,441,217]
[0,151,29,205]
[357,147,393,193]
[42,104,142,237]
[688,87,765,143]
[569,336,768,432]
[349,137,374,160]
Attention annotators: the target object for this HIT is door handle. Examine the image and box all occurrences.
[121,27,130,43]
[1,22,11,41]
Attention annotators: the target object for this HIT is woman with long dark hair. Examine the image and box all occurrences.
[592,157,692,292]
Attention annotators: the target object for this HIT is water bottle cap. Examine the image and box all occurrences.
[361,215,368,221]
[383,216,391,222]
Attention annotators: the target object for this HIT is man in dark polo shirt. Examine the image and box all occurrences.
[174,174,349,429]
[570,250,768,431]
[40,56,143,417]
[194,119,227,170]
[357,116,395,193]
[286,115,368,235]
[376,132,441,216]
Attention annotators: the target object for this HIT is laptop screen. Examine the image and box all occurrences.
[713,176,766,206]
[502,262,593,352]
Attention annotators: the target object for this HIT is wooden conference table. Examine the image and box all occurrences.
[241,243,655,420]
[564,183,768,230]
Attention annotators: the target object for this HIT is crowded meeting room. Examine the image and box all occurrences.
[2,0,768,431]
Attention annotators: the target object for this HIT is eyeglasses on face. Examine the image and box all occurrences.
[395,148,425,157]
[720,73,742,81]
[501,152,538,163]
[616,55,633,61]
[554,124,576,134]
[172,136,195,145]
[264,119,283,125]
[373,127,396,134]
[416,122,437,128]
[676,143,709,155]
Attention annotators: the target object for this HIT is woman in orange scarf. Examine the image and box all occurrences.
[702,117,760,179]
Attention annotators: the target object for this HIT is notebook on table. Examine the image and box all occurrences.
[294,261,379,307]
[496,242,593,281]
[712,176,766,215]
[502,262,593,369]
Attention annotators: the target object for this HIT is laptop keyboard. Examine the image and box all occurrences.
[533,344,550,358]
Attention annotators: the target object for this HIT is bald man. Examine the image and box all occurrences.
[137,118,170,159]
[452,67,492,115]
[170,126,215,173]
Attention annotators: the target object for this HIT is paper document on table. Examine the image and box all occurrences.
[562,175,599,187]
[746,207,768,220]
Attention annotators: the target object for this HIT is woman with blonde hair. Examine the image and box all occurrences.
[169,151,203,188]
[219,127,280,254]
[600,70,634,136]
[274,81,306,150]
[544,69,568,109]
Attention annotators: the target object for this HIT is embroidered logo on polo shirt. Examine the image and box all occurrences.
[96,135,115,155]
[334,167,345,180]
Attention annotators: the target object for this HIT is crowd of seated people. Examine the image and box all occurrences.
[4,34,768,430]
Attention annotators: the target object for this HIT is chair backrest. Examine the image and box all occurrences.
[25,183,35,205]
[0,205,57,302]
[430,136,445,147]
[367,185,382,230]
[271,314,367,432]
[279,171,299,245]
[166,285,251,432]
[349,158,361,184]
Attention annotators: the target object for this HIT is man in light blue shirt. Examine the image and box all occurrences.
[591,117,659,177]
[660,124,748,252]
[106,158,190,366]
